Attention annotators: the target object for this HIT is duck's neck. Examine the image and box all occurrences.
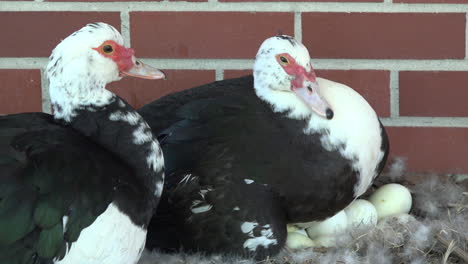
[49,75,117,120]
[254,80,314,122]
[47,52,120,122]
[54,95,165,201]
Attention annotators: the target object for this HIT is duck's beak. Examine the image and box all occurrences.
[121,56,166,80]
[292,78,334,120]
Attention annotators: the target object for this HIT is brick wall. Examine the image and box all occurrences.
[1,1,467,180]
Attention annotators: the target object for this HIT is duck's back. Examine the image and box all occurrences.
[0,113,151,264]
[140,75,355,217]
[139,76,255,135]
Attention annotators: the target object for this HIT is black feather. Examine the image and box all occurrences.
[0,105,160,262]
[140,75,382,259]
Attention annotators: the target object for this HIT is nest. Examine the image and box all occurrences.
[140,159,468,264]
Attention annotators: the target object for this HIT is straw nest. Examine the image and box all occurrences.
[140,158,468,264]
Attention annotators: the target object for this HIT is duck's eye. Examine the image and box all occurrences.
[279,56,289,64]
[102,45,114,54]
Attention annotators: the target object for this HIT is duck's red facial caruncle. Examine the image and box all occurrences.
[93,40,166,80]
[275,53,333,120]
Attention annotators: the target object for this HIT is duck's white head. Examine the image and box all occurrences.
[254,35,333,120]
[46,22,165,121]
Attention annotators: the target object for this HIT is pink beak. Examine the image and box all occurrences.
[121,56,166,80]
[292,77,334,120]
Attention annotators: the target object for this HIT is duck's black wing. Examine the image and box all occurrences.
[142,76,289,258]
[148,172,287,260]
[0,113,130,264]
[138,76,255,136]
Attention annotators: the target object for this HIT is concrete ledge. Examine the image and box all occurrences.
[1,2,468,13]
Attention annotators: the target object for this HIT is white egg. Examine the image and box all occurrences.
[305,210,348,239]
[285,231,315,250]
[345,199,378,228]
[312,235,336,248]
[294,229,308,236]
[369,183,412,220]
[287,224,298,233]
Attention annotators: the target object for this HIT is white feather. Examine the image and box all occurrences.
[109,111,141,125]
[308,78,384,197]
[132,123,154,145]
[191,205,213,214]
[154,181,164,197]
[147,141,164,172]
[244,179,254,184]
[56,203,146,264]
[241,222,278,251]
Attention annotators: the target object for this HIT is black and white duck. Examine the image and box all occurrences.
[140,35,389,259]
[0,22,166,264]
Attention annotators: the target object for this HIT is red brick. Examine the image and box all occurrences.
[394,0,466,3]
[222,0,380,2]
[107,70,215,108]
[131,12,294,59]
[400,71,468,117]
[0,12,120,57]
[0,70,42,114]
[47,0,207,1]
[225,69,390,117]
[386,127,468,174]
[224,70,253,79]
[316,70,390,117]
[46,0,154,1]
[302,13,465,59]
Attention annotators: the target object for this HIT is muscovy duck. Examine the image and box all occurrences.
[0,22,165,264]
[140,35,389,259]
